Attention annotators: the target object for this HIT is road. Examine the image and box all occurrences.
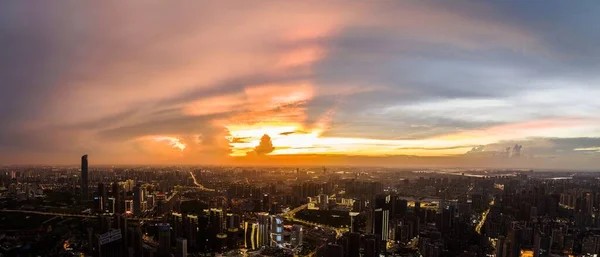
[189,171,216,191]
[0,209,157,221]
[475,198,495,235]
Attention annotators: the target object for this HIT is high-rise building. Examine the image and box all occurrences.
[225,213,240,250]
[364,237,377,257]
[350,212,360,233]
[271,216,283,247]
[184,214,198,249]
[533,232,552,257]
[507,222,523,257]
[175,238,187,257]
[115,214,128,256]
[392,197,408,218]
[291,225,303,247]
[133,185,142,216]
[258,212,270,247]
[262,194,270,212]
[196,213,212,253]
[244,222,259,250]
[414,201,421,216]
[210,208,224,234]
[97,183,106,212]
[374,195,391,242]
[319,194,329,210]
[125,200,133,214]
[158,224,171,257]
[215,233,227,253]
[81,155,89,201]
[95,229,123,257]
[112,182,122,214]
[107,197,116,214]
[348,232,361,257]
[132,226,143,257]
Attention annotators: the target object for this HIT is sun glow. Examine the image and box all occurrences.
[224,116,595,157]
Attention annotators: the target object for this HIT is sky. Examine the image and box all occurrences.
[1,1,600,169]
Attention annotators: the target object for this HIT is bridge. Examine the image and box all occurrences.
[281,203,348,238]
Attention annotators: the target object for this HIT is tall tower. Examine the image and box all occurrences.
[176,238,187,257]
[374,195,390,242]
[158,224,171,257]
[133,184,142,216]
[81,154,89,201]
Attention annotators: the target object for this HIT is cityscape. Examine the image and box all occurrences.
[2,1,600,257]
[1,156,600,256]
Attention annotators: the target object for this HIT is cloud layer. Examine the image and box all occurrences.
[1,1,599,169]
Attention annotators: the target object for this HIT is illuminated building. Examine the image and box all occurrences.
[107,197,116,214]
[215,233,227,253]
[350,212,360,233]
[374,195,391,242]
[270,216,283,247]
[184,214,198,249]
[244,222,259,250]
[258,212,270,247]
[125,200,133,214]
[226,213,241,249]
[319,194,329,210]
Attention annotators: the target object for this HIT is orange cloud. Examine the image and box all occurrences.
[277,46,325,68]
[183,93,246,116]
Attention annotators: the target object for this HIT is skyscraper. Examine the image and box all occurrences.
[158,224,171,257]
[374,195,391,242]
[97,183,106,212]
[133,184,142,216]
[115,214,128,256]
[81,154,89,201]
[132,226,143,257]
[112,182,122,214]
[271,216,283,247]
[258,212,270,247]
[291,225,303,247]
[176,238,187,257]
[348,232,361,257]
[244,222,259,250]
[533,232,552,257]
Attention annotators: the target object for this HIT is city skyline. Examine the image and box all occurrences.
[1,1,600,169]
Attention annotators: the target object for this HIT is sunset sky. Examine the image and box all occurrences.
[1,1,600,169]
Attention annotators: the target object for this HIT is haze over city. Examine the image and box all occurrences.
[1,1,600,169]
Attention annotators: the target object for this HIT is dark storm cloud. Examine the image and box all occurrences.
[249,134,275,156]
